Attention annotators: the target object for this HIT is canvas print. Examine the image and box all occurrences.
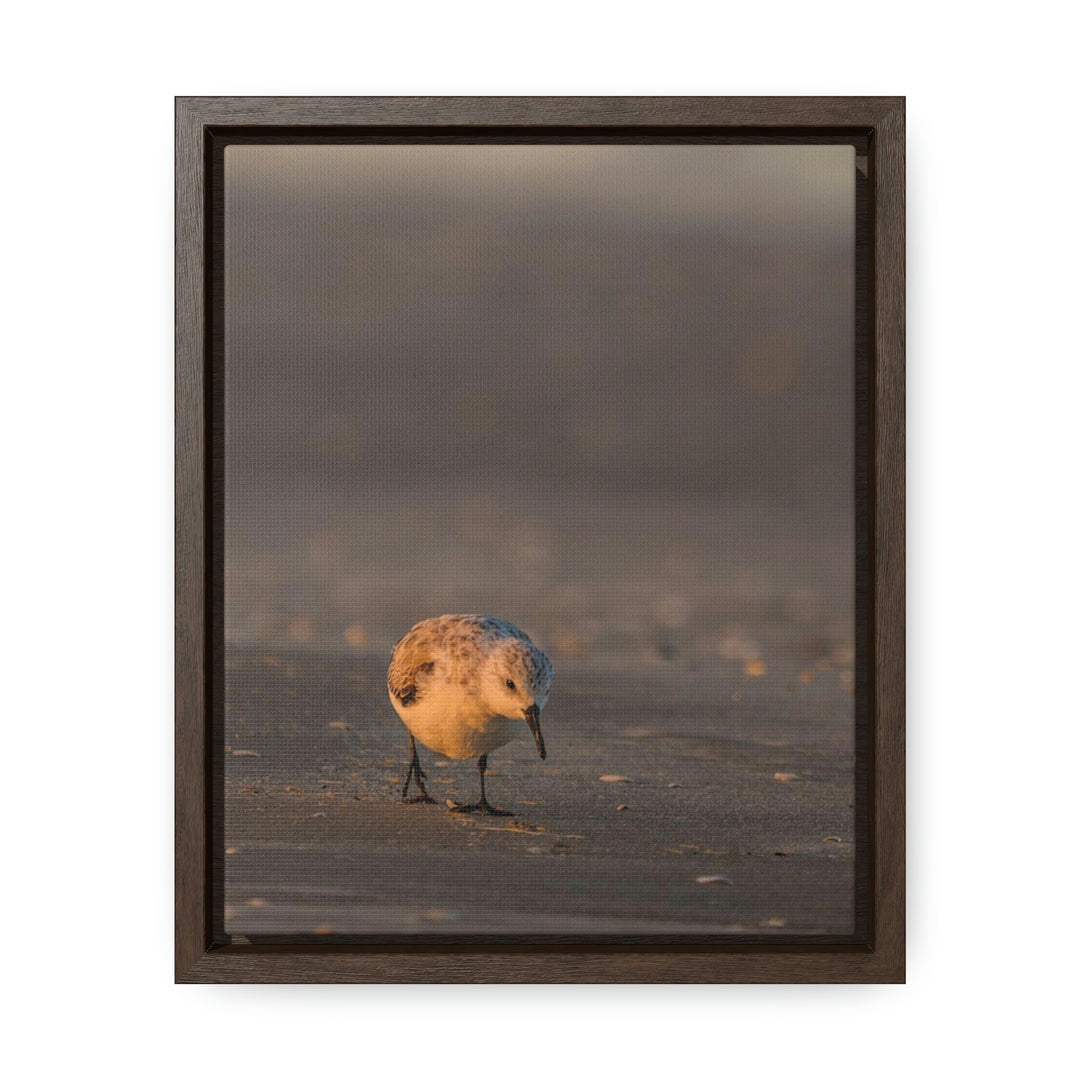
[222,143,859,938]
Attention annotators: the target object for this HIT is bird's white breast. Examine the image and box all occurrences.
[390,683,522,760]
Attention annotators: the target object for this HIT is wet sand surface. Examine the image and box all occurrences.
[223,649,856,938]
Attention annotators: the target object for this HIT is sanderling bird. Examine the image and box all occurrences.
[387,614,554,815]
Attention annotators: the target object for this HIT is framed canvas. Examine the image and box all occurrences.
[175,96,904,983]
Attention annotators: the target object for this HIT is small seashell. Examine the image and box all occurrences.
[773,772,798,782]
[616,804,629,811]
[422,909,457,922]
[696,874,733,885]
[599,774,630,783]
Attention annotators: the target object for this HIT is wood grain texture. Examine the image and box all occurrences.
[870,100,906,980]
[175,98,208,978]
[176,95,901,130]
[174,96,905,983]
[177,946,893,984]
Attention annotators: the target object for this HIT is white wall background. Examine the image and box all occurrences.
[2,2,1076,1076]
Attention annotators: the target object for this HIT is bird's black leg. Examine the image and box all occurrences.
[401,734,436,805]
[449,754,513,816]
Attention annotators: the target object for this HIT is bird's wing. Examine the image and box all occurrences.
[387,636,436,707]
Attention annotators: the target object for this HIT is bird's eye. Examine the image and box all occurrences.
[506,679,516,690]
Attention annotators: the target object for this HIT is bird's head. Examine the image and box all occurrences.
[484,637,554,759]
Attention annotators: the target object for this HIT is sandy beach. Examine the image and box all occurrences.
[222,647,857,940]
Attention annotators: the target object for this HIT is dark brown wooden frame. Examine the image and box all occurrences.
[176,96,904,983]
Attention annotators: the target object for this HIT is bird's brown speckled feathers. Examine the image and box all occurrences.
[387,614,550,707]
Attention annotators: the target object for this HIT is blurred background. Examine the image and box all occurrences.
[224,144,854,685]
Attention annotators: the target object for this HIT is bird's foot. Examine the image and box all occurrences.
[402,793,438,805]
[448,800,513,817]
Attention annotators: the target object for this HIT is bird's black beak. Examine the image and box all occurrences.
[524,704,546,760]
